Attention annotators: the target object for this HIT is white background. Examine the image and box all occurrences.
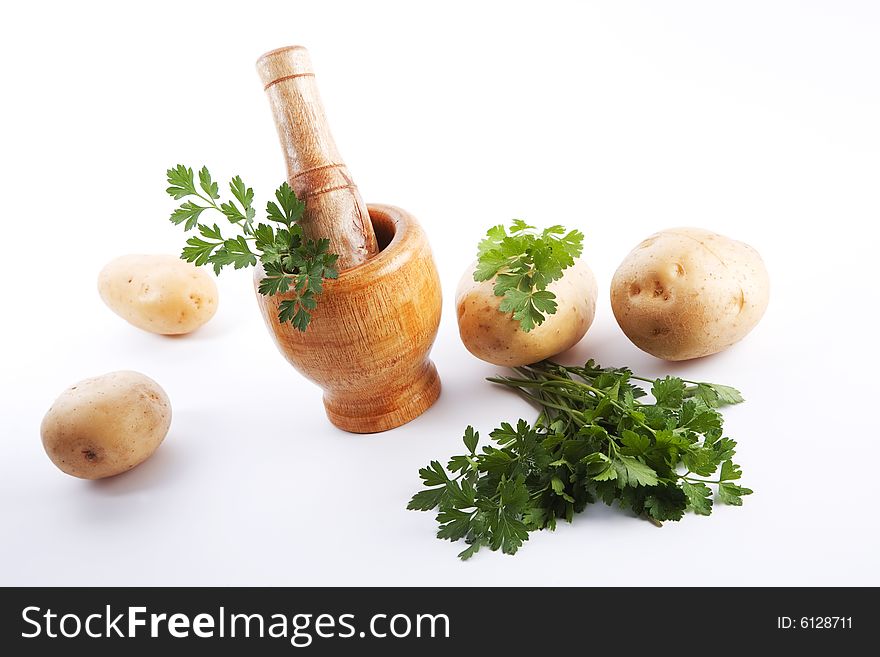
[1,0,878,586]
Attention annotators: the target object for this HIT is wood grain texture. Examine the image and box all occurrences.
[254,205,442,433]
[256,45,378,269]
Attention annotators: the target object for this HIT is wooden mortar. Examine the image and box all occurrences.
[255,46,442,433]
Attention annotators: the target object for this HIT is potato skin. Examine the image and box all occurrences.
[98,255,218,335]
[610,228,769,361]
[40,371,171,479]
[456,259,598,367]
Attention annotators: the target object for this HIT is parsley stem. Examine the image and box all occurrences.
[542,360,712,390]
[682,476,723,485]
[502,387,586,424]
[491,377,591,405]
[194,192,222,212]
[642,513,663,528]
[530,485,550,500]
[495,370,659,436]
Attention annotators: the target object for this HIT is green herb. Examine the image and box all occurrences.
[473,220,584,332]
[165,165,338,330]
[408,360,752,560]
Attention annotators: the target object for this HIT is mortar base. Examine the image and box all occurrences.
[323,360,441,433]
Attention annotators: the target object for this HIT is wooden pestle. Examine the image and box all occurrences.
[256,46,378,270]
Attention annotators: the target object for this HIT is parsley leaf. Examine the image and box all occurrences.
[473,221,584,332]
[170,201,207,230]
[165,164,339,330]
[258,261,293,296]
[681,480,713,516]
[266,182,305,226]
[613,456,659,488]
[198,166,220,200]
[181,236,220,267]
[690,382,746,407]
[211,236,257,271]
[644,484,688,522]
[718,483,753,506]
[166,164,198,199]
[652,376,686,408]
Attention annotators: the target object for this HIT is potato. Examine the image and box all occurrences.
[610,227,769,361]
[456,259,598,367]
[40,371,171,479]
[98,255,218,335]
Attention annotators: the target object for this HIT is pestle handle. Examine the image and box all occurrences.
[256,46,378,269]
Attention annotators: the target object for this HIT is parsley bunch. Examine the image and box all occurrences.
[409,360,752,560]
[474,220,584,332]
[165,165,338,330]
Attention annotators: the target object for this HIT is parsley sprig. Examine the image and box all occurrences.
[165,165,339,330]
[474,220,584,332]
[409,360,752,560]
